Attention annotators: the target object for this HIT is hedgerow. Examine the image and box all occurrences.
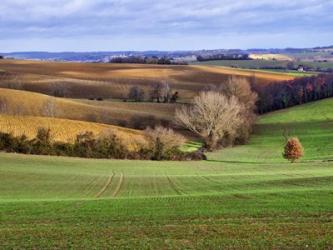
[0,128,205,161]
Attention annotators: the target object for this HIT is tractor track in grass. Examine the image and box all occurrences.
[167,176,184,196]
[95,173,115,198]
[112,173,124,197]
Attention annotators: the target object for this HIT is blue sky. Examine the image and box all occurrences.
[0,0,332,52]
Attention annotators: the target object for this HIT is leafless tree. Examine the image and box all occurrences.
[128,86,145,102]
[220,77,257,110]
[160,81,171,103]
[0,72,24,90]
[0,97,8,114]
[149,81,172,103]
[145,126,185,159]
[42,97,57,117]
[176,91,245,150]
[219,77,258,144]
[50,82,69,97]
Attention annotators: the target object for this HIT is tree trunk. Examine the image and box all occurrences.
[205,134,218,151]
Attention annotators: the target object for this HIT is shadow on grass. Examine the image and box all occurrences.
[206,159,266,164]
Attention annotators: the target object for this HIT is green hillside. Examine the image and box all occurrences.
[209,98,333,163]
[0,99,332,249]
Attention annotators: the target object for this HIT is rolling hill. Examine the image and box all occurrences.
[209,97,333,162]
[0,59,295,100]
[0,98,332,248]
[0,115,143,143]
[0,88,176,127]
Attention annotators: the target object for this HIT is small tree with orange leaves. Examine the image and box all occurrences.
[283,137,304,163]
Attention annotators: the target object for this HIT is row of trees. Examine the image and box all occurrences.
[255,74,333,113]
[0,127,205,161]
[127,82,179,103]
[109,56,186,65]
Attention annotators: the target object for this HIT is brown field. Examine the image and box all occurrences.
[0,59,295,100]
[0,59,296,132]
[0,114,144,144]
[0,88,176,127]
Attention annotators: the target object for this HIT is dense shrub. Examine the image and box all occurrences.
[0,133,32,153]
[145,126,186,160]
[53,142,74,156]
[0,128,204,161]
[94,134,129,159]
[73,132,96,158]
[283,137,304,163]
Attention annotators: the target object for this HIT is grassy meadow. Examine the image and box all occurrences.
[194,59,332,76]
[0,98,332,249]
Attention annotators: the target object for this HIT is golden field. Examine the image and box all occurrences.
[249,53,293,61]
[0,114,144,144]
[0,88,175,125]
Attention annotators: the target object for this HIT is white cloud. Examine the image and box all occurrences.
[0,0,332,50]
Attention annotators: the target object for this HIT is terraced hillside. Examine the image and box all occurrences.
[0,98,332,249]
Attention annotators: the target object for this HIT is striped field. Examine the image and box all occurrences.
[0,98,332,248]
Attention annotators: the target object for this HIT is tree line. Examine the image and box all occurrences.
[254,74,333,113]
[0,127,205,161]
[109,56,187,65]
[126,82,179,103]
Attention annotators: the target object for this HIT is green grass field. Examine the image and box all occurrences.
[193,59,332,76]
[0,99,333,249]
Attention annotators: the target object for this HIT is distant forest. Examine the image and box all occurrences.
[254,74,333,113]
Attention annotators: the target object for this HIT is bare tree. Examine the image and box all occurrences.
[176,91,245,150]
[128,86,145,102]
[50,82,69,97]
[149,81,172,103]
[0,97,8,114]
[6,75,24,90]
[219,77,258,144]
[145,126,185,160]
[42,97,57,117]
[160,81,171,103]
[221,77,257,109]
[150,83,160,102]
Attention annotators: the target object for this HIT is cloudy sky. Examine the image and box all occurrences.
[0,0,332,52]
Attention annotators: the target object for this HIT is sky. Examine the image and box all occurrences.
[0,0,332,52]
